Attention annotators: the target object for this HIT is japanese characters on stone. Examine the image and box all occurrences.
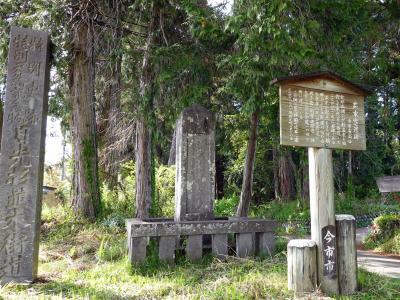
[321,225,337,278]
[0,27,50,284]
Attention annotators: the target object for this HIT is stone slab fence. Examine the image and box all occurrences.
[127,218,277,264]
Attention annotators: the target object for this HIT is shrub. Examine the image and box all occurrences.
[364,214,400,253]
[42,203,74,224]
[373,214,400,237]
[41,205,90,244]
[251,199,310,222]
[101,185,135,221]
[376,231,400,255]
[54,180,71,203]
[152,165,175,217]
[101,213,126,229]
[275,236,288,254]
[214,195,239,216]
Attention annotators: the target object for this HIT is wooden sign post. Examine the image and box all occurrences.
[272,71,371,295]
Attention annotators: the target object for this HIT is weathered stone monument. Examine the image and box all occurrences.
[272,71,371,295]
[0,27,50,284]
[175,105,215,260]
[126,104,277,265]
[175,104,215,222]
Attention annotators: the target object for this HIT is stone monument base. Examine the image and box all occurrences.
[126,217,277,264]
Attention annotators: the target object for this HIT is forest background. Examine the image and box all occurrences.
[0,0,399,223]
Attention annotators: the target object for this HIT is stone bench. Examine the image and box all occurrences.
[126,217,277,264]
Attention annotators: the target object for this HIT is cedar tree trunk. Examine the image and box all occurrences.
[167,126,176,166]
[69,5,101,218]
[273,146,279,199]
[236,110,259,217]
[98,0,123,188]
[278,152,295,200]
[135,4,158,219]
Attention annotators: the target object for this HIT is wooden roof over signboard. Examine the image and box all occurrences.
[270,71,373,96]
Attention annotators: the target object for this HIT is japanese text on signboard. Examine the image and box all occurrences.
[280,85,366,150]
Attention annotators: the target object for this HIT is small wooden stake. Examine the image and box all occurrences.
[309,148,339,294]
[287,239,317,295]
[336,214,357,294]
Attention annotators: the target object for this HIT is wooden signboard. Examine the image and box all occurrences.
[376,176,400,193]
[272,72,369,151]
[272,71,371,295]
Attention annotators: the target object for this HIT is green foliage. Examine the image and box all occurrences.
[42,204,75,225]
[41,205,89,245]
[152,165,175,217]
[54,180,71,203]
[101,213,127,229]
[364,214,400,254]
[101,186,134,222]
[372,214,400,237]
[97,236,125,262]
[100,188,132,224]
[275,236,288,254]
[335,192,400,216]
[101,163,175,219]
[43,165,71,203]
[373,231,400,255]
[1,0,399,238]
[214,195,240,216]
[217,113,276,202]
[356,269,400,300]
[375,214,400,235]
[220,0,314,115]
[252,199,310,222]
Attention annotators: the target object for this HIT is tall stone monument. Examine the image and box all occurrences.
[174,104,215,222]
[0,27,50,284]
[126,104,277,265]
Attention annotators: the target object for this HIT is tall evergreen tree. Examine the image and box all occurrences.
[68,0,101,218]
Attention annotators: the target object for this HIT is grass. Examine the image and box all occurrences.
[1,206,399,299]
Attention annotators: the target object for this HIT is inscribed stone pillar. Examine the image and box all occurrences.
[0,27,50,284]
[174,104,215,222]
